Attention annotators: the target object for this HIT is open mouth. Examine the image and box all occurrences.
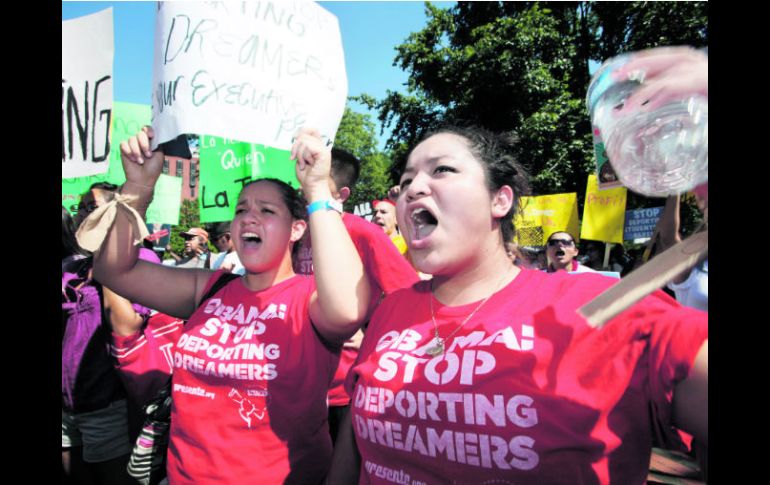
[410,208,438,242]
[241,232,263,248]
[555,249,565,257]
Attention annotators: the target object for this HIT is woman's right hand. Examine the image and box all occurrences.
[120,126,165,188]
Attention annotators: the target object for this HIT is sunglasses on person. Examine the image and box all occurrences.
[547,238,575,247]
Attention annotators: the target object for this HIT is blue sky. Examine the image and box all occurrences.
[62,1,455,149]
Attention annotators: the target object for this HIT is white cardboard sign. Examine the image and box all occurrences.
[62,8,115,178]
[151,1,348,151]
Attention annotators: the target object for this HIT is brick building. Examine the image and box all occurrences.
[163,154,200,201]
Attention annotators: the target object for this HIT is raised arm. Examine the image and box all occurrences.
[91,127,212,319]
[292,128,371,345]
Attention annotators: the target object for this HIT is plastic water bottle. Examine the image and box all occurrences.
[586,54,708,197]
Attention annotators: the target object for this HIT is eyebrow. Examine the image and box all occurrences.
[236,199,280,208]
[402,156,445,178]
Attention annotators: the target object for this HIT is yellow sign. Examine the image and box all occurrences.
[580,174,627,243]
[514,193,579,246]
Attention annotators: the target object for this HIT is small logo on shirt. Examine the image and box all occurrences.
[228,387,268,428]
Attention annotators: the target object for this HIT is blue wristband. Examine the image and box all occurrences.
[307,199,343,216]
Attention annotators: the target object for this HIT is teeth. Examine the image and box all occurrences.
[411,208,428,224]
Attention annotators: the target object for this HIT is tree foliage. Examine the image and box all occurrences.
[365,1,707,218]
[333,106,394,211]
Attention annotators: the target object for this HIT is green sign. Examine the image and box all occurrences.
[198,135,298,223]
[62,101,152,213]
[146,174,183,225]
[61,101,183,225]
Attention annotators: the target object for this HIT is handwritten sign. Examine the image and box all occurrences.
[514,193,579,246]
[198,135,299,222]
[623,206,663,241]
[151,1,347,151]
[62,102,152,213]
[62,102,182,224]
[580,174,627,244]
[62,8,114,178]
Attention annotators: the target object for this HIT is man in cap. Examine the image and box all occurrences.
[167,227,212,269]
[209,222,245,275]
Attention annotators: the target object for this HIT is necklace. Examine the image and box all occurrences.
[426,269,513,357]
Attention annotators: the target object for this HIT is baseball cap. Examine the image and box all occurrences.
[180,227,209,242]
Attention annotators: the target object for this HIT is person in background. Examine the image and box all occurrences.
[209,221,245,275]
[372,199,408,255]
[293,146,420,443]
[658,188,708,312]
[545,231,597,273]
[73,182,119,227]
[167,227,212,269]
[62,206,144,485]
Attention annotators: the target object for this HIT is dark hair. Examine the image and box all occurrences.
[238,178,307,259]
[411,126,531,244]
[209,221,231,238]
[546,231,575,244]
[330,147,361,190]
[89,181,119,192]
[62,206,89,259]
[238,178,307,222]
[77,182,118,212]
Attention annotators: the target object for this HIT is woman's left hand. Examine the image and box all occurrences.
[291,127,333,201]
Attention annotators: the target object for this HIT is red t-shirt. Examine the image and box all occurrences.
[295,213,419,407]
[111,312,183,406]
[120,272,338,484]
[347,269,707,485]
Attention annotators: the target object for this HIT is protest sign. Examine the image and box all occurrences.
[62,8,114,178]
[62,102,153,214]
[353,202,373,222]
[146,174,183,225]
[146,223,172,250]
[580,174,627,244]
[198,135,299,222]
[514,193,579,246]
[151,1,347,151]
[623,206,663,241]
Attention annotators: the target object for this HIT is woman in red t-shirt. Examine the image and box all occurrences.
[85,127,371,484]
[330,48,708,484]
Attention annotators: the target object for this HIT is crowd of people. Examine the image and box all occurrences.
[62,46,707,485]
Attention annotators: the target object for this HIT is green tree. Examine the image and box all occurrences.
[365,1,707,216]
[333,106,394,211]
[365,2,596,199]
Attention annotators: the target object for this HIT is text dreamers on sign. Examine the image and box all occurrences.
[151,1,348,151]
[62,8,114,178]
